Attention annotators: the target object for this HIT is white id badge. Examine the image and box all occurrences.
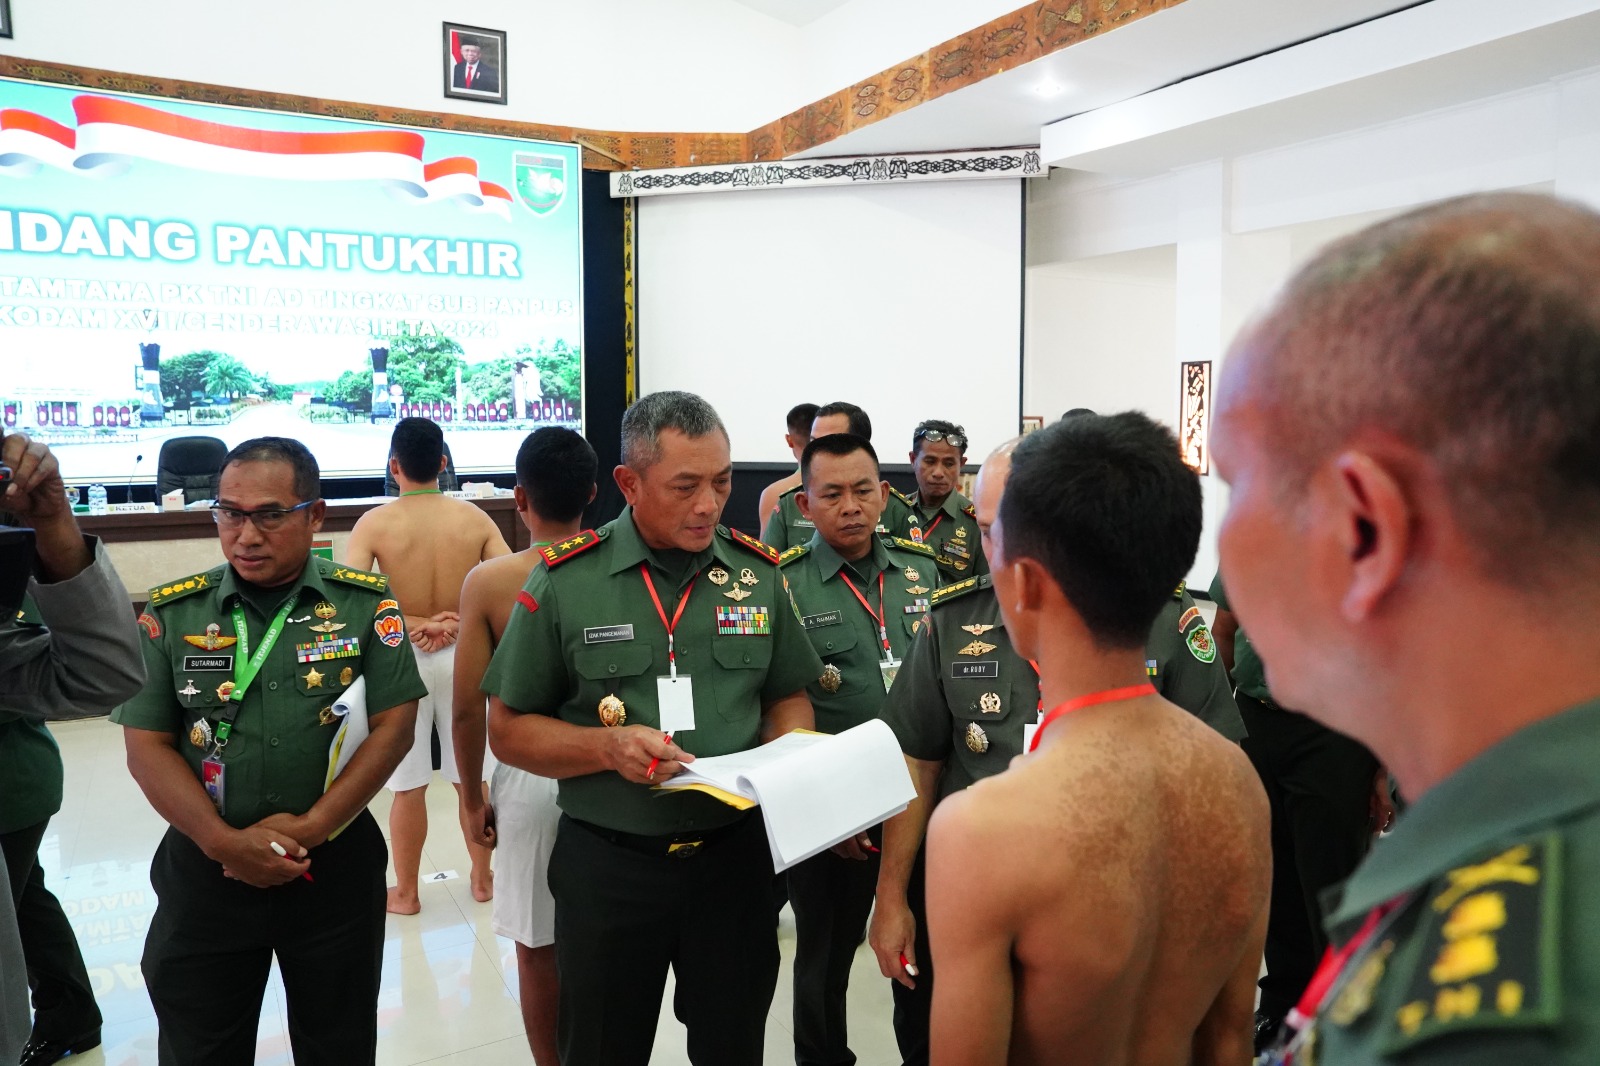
[879,658,903,693]
[1022,712,1044,754]
[657,675,696,733]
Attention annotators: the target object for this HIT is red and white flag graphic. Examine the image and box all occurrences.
[0,95,513,219]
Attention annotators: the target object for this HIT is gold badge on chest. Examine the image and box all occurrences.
[598,694,627,727]
[978,692,1002,714]
[724,585,752,602]
[965,722,989,753]
[308,601,346,634]
[958,639,997,657]
[903,566,920,583]
[708,567,731,586]
[819,664,842,693]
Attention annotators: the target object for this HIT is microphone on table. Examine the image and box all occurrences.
[125,453,144,504]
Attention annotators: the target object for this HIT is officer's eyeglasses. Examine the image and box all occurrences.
[914,428,967,452]
[210,500,317,532]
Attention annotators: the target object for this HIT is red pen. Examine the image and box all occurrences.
[899,953,919,978]
[270,840,315,882]
[865,843,881,854]
[647,733,671,780]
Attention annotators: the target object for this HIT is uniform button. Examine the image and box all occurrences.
[270,737,280,747]
[608,664,618,674]
[825,641,835,650]
[743,653,751,664]
[268,682,278,691]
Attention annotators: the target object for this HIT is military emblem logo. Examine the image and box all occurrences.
[598,694,627,727]
[374,613,405,648]
[183,622,239,651]
[515,152,568,216]
[708,567,731,586]
[724,585,752,602]
[958,639,997,657]
[819,664,842,693]
[1186,623,1217,663]
[979,692,1002,714]
[309,601,345,634]
[965,722,989,753]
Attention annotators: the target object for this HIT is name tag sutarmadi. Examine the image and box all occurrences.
[584,624,636,644]
[951,661,1000,679]
[182,655,233,671]
[802,610,843,629]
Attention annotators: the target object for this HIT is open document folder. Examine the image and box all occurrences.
[322,677,369,839]
[653,719,915,872]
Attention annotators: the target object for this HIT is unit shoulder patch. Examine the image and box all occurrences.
[1379,833,1562,1054]
[930,574,991,608]
[778,544,810,568]
[539,529,603,568]
[146,568,219,608]
[889,536,935,558]
[325,561,390,592]
[723,527,780,565]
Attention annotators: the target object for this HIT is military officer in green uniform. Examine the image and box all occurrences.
[484,392,823,1066]
[777,433,939,1066]
[111,437,426,1066]
[762,401,918,551]
[892,419,988,581]
[868,437,1244,1066]
[1212,193,1600,1064]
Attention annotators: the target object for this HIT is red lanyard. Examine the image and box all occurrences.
[923,513,945,539]
[640,564,697,678]
[1288,896,1406,1029]
[1027,660,1043,714]
[1027,682,1157,752]
[839,570,892,661]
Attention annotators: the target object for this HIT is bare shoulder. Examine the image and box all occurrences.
[463,551,540,605]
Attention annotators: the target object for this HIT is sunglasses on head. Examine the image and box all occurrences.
[915,428,967,452]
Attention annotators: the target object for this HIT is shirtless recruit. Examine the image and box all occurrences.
[345,417,510,913]
[453,427,596,1066]
[925,413,1270,1066]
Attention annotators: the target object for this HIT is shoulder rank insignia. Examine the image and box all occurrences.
[890,486,916,506]
[146,569,216,608]
[326,562,389,592]
[1173,580,1187,600]
[723,527,780,565]
[778,544,810,567]
[889,536,935,558]
[930,574,991,608]
[1379,833,1562,1054]
[962,503,976,519]
[539,529,603,567]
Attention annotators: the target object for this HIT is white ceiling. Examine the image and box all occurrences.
[794,0,1424,157]
[727,0,851,27]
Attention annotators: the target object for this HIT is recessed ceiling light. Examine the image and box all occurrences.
[1033,81,1066,98]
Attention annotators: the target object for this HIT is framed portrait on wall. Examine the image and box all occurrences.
[442,22,507,105]
[1,0,13,39]
[1180,360,1211,475]
[1021,415,1045,435]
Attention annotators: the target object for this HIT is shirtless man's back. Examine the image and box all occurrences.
[927,413,1269,1066]
[345,417,510,913]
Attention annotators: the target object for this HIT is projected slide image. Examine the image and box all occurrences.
[0,80,584,483]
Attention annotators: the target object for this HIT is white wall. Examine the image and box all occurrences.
[0,0,805,132]
[638,180,1024,465]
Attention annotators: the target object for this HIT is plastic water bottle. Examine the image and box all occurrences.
[88,484,108,514]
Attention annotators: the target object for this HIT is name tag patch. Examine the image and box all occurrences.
[716,606,770,635]
[951,661,1000,679]
[183,655,233,672]
[584,624,635,644]
[802,610,843,630]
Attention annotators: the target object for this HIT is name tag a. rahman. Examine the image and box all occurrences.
[802,610,843,630]
[583,624,635,644]
[183,655,234,671]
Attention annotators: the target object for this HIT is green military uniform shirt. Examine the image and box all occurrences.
[762,484,919,553]
[0,600,64,835]
[893,489,988,582]
[1300,699,1600,1064]
[482,510,823,836]
[1207,574,1271,703]
[883,576,1244,801]
[779,533,939,736]
[110,556,427,830]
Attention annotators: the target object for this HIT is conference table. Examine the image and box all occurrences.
[78,494,529,604]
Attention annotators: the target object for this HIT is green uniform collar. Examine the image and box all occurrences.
[804,532,890,582]
[603,507,741,579]
[1328,697,1600,929]
[911,489,970,523]
[213,555,329,611]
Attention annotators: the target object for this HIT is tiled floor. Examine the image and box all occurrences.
[27,718,905,1065]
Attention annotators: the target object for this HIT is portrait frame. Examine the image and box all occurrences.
[442,22,507,106]
[0,1,13,40]
[1021,415,1045,435]
[1179,360,1212,476]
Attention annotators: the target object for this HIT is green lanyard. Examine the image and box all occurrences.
[214,596,297,745]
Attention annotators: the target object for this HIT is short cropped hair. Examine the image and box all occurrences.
[912,419,967,456]
[221,437,321,503]
[619,391,728,471]
[516,427,597,523]
[390,417,444,483]
[1061,408,1097,420]
[787,403,821,437]
[813,402,872,441]
[1241,191,1600,579]
[801,434,879,490]
[999,412,1200,649]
